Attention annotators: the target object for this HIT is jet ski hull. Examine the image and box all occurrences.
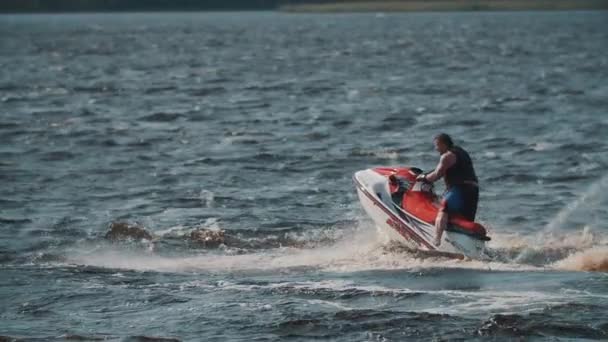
[354,169,489,260]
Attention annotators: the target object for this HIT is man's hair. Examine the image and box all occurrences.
[434,133,454,147]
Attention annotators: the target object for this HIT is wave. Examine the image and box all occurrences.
[348,148,402,160]
[0,334,180,342]
[274,309,452,339]
[139,112,184,122]
[51,172,608,274]
[59,216,608,275]
[553,246,608,272]
[486,226,607,266]
[60,222,517,273]
[478,312,607,339]
[63,222,377,272]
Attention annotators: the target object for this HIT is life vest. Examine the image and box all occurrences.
[445,146,478,188]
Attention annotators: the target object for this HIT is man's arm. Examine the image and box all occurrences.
[422,152,456,183]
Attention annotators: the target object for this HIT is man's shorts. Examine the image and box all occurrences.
[441,185,479,221]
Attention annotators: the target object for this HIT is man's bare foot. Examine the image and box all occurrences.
[434,237,441,247]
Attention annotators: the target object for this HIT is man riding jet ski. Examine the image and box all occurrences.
[353,134,489,259]
[416,133,479,246]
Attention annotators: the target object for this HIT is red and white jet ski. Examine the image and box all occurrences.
[354,167,491,260]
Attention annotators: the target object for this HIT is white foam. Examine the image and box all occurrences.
[530,141,559,152]
[157,278,608,316]
[200,189,215,208]
[66,221,540,274]
[64,193,608,274]
[154,224,191,237]
[553,246,608,272]
[425,290,565,316]
[414,113,446,127]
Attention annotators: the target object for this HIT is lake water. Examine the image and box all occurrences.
[1,11,607,341]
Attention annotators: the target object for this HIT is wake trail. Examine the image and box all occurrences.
[489,173,608,272]
[63,174,608,273]
[64,223,539,273]
[64,225,607,273]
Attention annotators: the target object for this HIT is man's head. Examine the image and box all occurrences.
[433,133,454,154]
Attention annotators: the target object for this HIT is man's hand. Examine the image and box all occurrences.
[416,174,426,182]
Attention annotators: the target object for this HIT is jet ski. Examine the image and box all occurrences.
[354,167,491,260]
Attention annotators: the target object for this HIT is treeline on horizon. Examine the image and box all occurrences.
[4,0,606,12]
[0,0,360,12]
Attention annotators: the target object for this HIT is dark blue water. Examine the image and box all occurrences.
[1,11,607,341]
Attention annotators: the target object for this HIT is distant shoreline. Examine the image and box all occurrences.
[280,0,608,13]
[0,1,276,14]
[0,9,269,15]
[0,0,607,14]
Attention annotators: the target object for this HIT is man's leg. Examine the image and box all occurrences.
[436,187,462,247]
[435,209,448,246]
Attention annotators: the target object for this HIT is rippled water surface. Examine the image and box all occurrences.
[1,11,608,341]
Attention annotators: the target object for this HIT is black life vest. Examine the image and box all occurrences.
[445,146,478,188]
